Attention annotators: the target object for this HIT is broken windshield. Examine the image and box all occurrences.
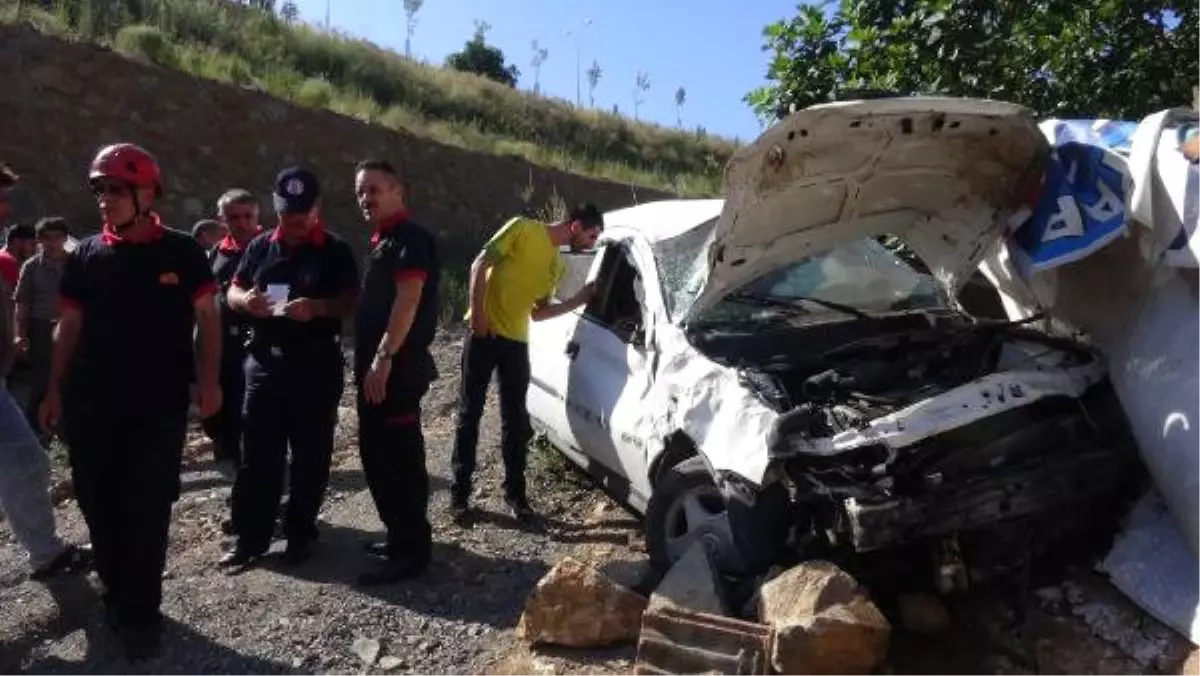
[695,238,948,327]
[651,216,719,321]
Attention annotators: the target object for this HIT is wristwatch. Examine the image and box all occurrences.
[375,347,397,360]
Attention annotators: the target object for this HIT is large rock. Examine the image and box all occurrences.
[648,541,728,616]
[516,557,648,648]
[759,561,890,675]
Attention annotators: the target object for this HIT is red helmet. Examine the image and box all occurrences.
[89,143,162,191]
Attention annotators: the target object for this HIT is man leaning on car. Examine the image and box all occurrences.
[449,204,604,524]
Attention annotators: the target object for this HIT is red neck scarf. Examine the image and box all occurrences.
[370,209,410,247]
[217,226,263,253]
[101,212,165,246]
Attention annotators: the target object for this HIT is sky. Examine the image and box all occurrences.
[287,0,802,142]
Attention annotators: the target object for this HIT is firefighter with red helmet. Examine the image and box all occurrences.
[39,143,222,660]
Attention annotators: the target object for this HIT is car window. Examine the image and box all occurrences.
[696,237,948,326]
[554,249,596,302]
[650,217,717,321]
[583,244,647,345]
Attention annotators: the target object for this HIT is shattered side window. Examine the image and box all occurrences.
[651,217,718,321]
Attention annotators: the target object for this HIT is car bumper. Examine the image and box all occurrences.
[841,444,1131,553]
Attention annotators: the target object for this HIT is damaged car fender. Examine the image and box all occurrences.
[644,325,780,489]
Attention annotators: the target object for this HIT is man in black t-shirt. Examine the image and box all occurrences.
[352,159,439,585]
[201,188,263,480]
[219,166,359,575]
[40,143,221,660]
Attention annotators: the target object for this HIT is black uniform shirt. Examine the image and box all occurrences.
[231,226,359,351]
[59,216,216,402]
[210,233,256,349]
[353,212,440,375]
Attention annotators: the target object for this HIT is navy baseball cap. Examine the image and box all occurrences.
[272,166,321,214]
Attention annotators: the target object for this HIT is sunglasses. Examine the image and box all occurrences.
[90,181,131,197]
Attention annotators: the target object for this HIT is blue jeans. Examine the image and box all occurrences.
[0,386,64,569]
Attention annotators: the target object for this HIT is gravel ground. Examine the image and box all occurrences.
[0,327,646,675]
[0,328,1193,675]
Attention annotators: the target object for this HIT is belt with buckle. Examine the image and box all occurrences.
[252,334,341,358]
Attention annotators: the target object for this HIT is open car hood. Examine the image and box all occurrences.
[681,97,1049,325]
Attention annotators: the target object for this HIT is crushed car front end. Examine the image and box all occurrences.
[656,96,1144,587]
[732,320,1142,590]
[678,306,1143,588]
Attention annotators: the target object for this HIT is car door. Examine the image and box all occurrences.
[526,247,598,456]
[564,240,661,507]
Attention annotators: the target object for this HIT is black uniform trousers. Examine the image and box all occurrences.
[356,348,435,564]
[201,330,246,465]
[64,388,188,628]
[22,317,55,433]
[231,345,344,555]
[450,334,532,504]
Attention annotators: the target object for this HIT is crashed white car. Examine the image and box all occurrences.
[527,97,1138,587]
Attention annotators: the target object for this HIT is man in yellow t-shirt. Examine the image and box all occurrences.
[451,203,604,523]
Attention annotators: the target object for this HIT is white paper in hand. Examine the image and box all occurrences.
[266,284,290,316]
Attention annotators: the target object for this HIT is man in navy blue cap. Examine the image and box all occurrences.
[218,166,360,574]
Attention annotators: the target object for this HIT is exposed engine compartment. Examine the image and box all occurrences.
[697,314,1138,589]
[697,313,1096,429]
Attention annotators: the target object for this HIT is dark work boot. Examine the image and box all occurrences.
[505,495,535,522]
[357,555,429,586]
[30,544,92,581]
[217,548,262,576]
[282,538,314,566]
[448,489,470,525]
[118,621,162,662]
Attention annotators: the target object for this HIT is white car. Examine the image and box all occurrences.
[527,97,1137,588]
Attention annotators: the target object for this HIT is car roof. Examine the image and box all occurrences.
[601,198,724,244]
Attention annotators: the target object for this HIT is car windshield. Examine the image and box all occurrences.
[694,238,949,327]
[651,216,720,320]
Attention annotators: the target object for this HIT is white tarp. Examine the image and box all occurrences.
[1100,490,1200,642]
[980,108,1200,644]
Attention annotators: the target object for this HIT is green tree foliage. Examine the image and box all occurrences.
[279,0,297,24]
[402,0,422,58]
[586,59,602,107]
[746,0,1200,122]
[446,20,520,88]
[530,39,548,94]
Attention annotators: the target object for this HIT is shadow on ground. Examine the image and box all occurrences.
[2,574,292,675]
[251,521,551,630]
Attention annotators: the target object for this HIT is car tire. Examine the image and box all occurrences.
[645,456,743,575]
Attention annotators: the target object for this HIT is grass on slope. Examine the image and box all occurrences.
[1,0,735,196]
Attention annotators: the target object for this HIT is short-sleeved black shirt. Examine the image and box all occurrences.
[231,227,360,351]
[60,220,216,403]
[210,236,252,348]
[354,216,440,374]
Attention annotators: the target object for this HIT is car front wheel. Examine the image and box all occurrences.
[645,456,744,574]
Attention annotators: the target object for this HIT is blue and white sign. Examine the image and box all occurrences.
[1009,132,1133,274]
[1045,118,1140,156]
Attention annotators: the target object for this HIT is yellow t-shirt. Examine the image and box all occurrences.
[466,217,565,343]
